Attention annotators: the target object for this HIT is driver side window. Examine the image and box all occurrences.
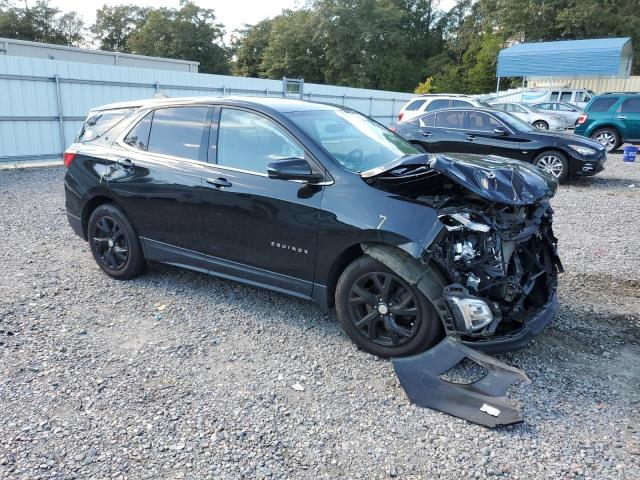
[217,108,304,174]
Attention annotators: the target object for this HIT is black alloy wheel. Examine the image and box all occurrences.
[348,272,420,348]
[336,256,443,357]
[88,204,146,280]
[93,216,128,270]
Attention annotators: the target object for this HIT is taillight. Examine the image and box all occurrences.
[577,114,588,125]
[398,112,404,121]
[63,152,76,168]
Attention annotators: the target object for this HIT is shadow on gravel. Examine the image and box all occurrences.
[565,175,639,190]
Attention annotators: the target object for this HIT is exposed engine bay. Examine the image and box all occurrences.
[364,153,563,343]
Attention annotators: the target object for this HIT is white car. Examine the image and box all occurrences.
[533,102,583,126]
[398,94,492,122]
[490,103,571,130]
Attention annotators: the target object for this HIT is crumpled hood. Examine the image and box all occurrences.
[362,153,557,206]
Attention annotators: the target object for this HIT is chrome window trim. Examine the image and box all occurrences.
[418,110,515,135]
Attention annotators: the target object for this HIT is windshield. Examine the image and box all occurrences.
[288,109,418,173]
[492,110,535,132]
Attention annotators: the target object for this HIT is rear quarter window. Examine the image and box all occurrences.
[404,99,426,111]
[76,107,136,142]
[588,97,619,112]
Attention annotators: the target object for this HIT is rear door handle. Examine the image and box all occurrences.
[421,131,432,137]
[617,116,627,119]
[206,177,232,188]
[116,158,134,168]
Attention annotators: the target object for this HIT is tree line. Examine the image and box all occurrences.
[1,0,638,94]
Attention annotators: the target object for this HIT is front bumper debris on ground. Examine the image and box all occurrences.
[392,337,530,428]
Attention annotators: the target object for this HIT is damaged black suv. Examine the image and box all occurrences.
[65,97,562,357]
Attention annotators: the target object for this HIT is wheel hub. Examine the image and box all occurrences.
[108,239,114,248]
[377,303,389,315]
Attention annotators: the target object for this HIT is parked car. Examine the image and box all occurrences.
[64,97,562,357]
[574,92,640,152]
[521,88,595,109]
[390,107,606,182]
[398,94,492,122]
[490,102,571,131]
[533,102,583,126]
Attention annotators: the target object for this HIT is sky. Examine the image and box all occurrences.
[49,0,457,43]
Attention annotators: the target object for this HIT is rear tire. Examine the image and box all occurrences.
[533,120,549,130]
[335,255,443,357]
[591,127,620,153]
[534,150,569,183]
[88,204,146,280]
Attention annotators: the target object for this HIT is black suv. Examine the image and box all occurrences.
[65,97,562,357]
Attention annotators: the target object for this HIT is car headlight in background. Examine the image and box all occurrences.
[569,144,597,156]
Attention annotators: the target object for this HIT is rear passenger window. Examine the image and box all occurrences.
[419,114,435,127]
[124,112,152,151]
[435,111,464,129]
[146,107,209,160]
[620,98,640,113]
[560,92,573,102]
[588,97,619,112]
[217,109,304,174]
[550,92,559,101]
[427,99,450,111]
[405,100,426,111]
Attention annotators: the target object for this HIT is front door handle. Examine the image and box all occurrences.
[421,131,432,137]
[206,177,232,188]
[116,158,134,168]
[465,135,476,142]
[617,116,627,119]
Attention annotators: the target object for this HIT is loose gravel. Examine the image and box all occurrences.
[1,154,639,479]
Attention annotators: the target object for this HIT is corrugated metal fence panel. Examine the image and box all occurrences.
[0,55,413,163]
[529,76,640,94]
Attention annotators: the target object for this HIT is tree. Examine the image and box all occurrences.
[231,19,273,77]
[91,5,149,52]
[123,1,229,74]
[0,0,85,46]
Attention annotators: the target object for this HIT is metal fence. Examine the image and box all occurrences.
[0,55,413,164]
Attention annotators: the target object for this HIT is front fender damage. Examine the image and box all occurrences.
[361,243,531,427]
[392,338,530,428]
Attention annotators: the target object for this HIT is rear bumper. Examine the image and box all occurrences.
[67,212,85,240]
[461,290,558,354]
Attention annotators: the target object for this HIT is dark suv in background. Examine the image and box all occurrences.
[575,92,640,152]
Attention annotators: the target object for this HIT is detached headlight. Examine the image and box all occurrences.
[569,144,596,156]
[447,296,494,332]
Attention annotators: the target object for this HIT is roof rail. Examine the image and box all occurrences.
[417,93,473,98]
[602,91,640,95]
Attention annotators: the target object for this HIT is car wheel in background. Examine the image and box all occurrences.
[533,120,549,130]
[88,204,146,280]
[534,150,569,182]
[335,256,443,357]
[591,128,620,153]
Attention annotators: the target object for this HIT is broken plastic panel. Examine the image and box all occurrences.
[392,337,530,428]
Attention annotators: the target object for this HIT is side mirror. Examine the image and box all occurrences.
[267,158,324,183]
[493,127,509,136]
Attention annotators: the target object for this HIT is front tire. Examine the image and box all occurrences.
[533,120,549,130]
[534,150,569,182]
[88,204,146,280]
[335,256,443,357]
[591,127,620,152]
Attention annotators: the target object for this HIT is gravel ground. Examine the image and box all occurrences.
[1,154,639,480]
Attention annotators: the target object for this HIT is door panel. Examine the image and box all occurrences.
[202,107,323,290]
[619,98,640,139]
[107,106,211,252]
[463,111,525,159]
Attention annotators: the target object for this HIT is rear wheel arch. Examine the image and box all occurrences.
[81,195,118,239]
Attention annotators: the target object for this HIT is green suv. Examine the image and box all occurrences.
[575,93,640,152]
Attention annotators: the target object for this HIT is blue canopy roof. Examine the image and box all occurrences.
[497,38,633,78]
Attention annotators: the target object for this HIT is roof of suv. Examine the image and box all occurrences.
[89,96,341,114]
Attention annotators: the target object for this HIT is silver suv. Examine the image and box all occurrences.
[398,94,492,122]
